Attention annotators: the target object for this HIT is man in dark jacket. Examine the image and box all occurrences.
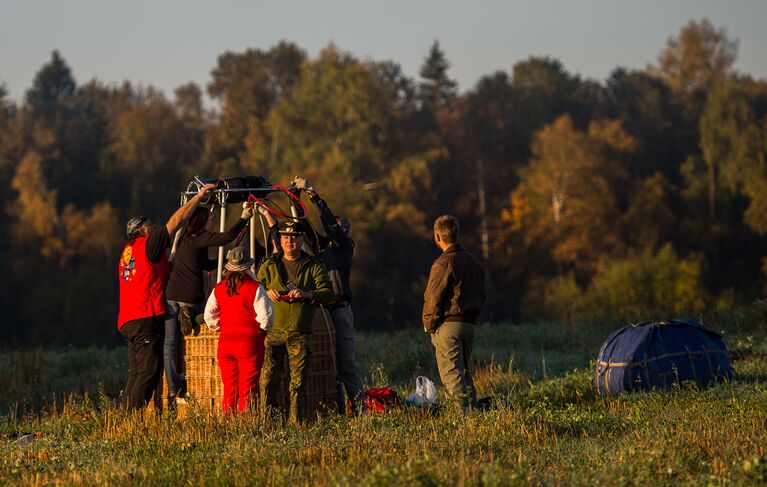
[422,215,485,409]
[294,177,366,415]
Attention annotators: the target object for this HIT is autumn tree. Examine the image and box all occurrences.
[10,151,62,257]
[0,84,19,215]
[621,172,678,249]
[4,20,767,342]
[508,115,634,277]
[650,18,738,96]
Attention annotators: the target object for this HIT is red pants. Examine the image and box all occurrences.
[217,337,266,413]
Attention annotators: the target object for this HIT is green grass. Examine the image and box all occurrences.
[1,317,766,485]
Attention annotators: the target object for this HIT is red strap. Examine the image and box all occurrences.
[247,185,307,219]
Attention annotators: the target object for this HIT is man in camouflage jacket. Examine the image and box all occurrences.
[257,220,333,423]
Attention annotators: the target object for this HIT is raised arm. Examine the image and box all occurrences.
[194,216,248,248]
[310,191,344,238]
[293,177,344,248]
[256,205,281,254]
[166,183,216,237]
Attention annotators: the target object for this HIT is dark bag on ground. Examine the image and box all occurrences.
[595,319,734,395]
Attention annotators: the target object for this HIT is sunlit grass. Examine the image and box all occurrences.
[1,318,765,485]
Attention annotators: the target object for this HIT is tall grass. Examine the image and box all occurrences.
[1,315,765,485]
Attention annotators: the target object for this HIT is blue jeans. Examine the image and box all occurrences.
[163,300,195,396]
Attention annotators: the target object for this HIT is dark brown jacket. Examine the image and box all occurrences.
[422,243,486,333]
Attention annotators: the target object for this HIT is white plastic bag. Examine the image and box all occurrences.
[405,376,438,406]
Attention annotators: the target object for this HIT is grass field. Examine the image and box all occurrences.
[1,315,766,485]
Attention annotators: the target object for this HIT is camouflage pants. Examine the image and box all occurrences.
[260,329,312,423]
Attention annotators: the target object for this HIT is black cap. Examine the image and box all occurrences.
[277,220,307,236]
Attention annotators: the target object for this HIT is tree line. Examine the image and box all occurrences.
[1,18,766,346]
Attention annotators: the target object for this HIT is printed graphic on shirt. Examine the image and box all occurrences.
[121,245,136,281]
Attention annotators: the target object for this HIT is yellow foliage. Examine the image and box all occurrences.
[10,151,63,258]
[60,202,122,263]
[650,18,738,94]
[511,115,633,270]
[9,151,121,265]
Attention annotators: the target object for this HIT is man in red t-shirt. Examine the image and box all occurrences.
[117,183,214,410]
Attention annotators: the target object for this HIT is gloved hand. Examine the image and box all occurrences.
[293,176,314,193]
[241,202,254,219]
[256,204,270,217]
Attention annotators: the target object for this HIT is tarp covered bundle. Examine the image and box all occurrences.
[595,319,733,395]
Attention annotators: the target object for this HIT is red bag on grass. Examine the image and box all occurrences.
[365,388,401,413]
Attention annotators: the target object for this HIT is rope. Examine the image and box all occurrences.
[319,305,337,375]
[264,199,298,222]
[273,184,308,217]
[245,186,323,256]
[247,185,308,219]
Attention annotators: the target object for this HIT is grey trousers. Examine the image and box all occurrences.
[430,321,477,408]
[330,305,366,413]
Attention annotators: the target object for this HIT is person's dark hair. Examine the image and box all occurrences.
[434,215,459,244]
[222,269,249,297]
[182,207,209,246]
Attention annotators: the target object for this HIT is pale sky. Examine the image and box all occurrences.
[1,0,766,105]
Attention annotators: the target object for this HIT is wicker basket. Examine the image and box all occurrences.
[166,306,337,416]
[182,326,223,409]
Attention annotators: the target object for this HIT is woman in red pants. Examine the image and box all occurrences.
[204,247,273,413]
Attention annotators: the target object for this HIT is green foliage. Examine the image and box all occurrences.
[524,244,707,323]
[418,41,457,111]
[24,50,76,116]
[738,115,767,236]
[622,173,677,248]
[605,68,687,180]
[699,81,755,219]
[583,244,706,320]
[206,41,306,166]
[511,56,582,128]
